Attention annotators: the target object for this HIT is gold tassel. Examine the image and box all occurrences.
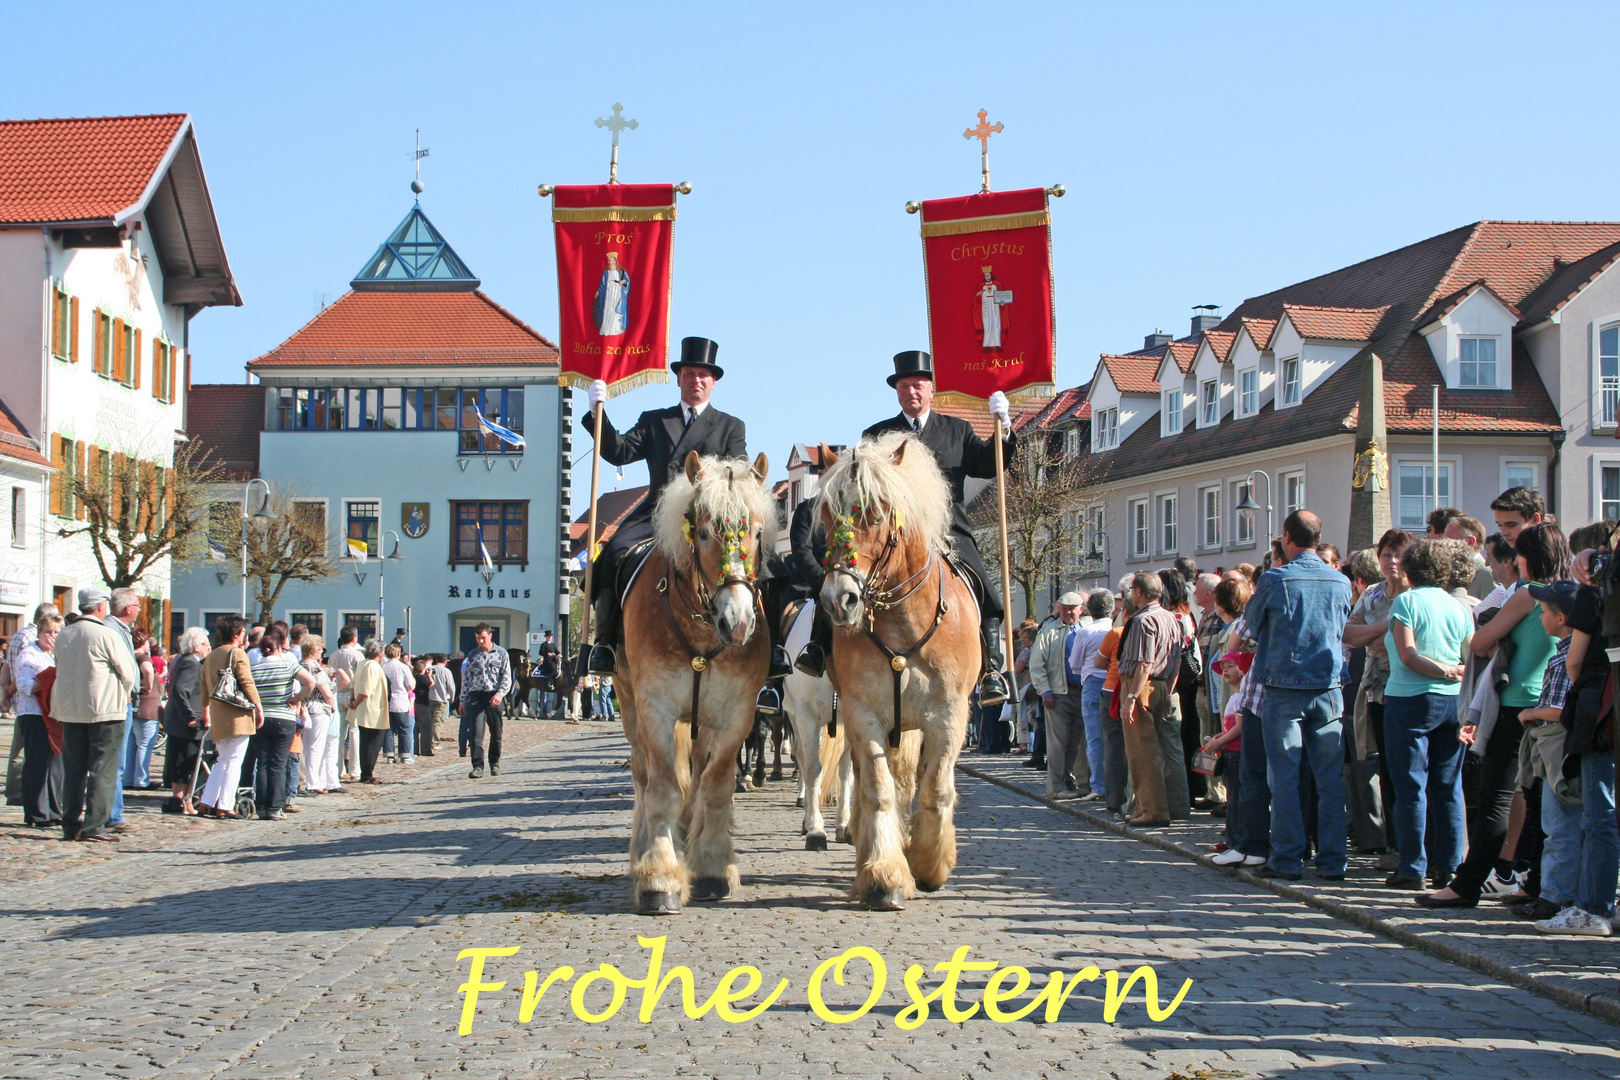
[920,211,1049,238]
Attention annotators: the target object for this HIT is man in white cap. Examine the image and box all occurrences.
[51,588,137,842]
[1028,591,1091,799]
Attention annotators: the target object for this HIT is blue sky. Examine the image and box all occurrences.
[9,1,1620,501]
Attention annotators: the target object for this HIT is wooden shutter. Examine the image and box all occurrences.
[152,340,162,399]
[69,298,79,362]
[49,435,63,516]
[75,442,87,520]
[167,345,178,401]
[132,329,141,388]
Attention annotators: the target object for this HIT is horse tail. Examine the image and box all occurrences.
[673,718,694,798]
[888,728,923,826]
[818,722,844,808]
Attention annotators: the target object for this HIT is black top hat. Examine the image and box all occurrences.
[670,336,723,379]
[887,350,934,388]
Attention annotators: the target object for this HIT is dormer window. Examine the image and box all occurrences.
[1459,337,1498,387]
[1238,369,1257,416]
[1201,379,1217,426]
[1095,407,1118,449]
[1600,324,1620,428]
[1164,389,1182,434]
[1280,357,1300,406]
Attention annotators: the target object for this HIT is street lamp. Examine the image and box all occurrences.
[1089,530,1111,586]
[377,529,403,643]
[1235,470,1274,545]
[241,478,273,619]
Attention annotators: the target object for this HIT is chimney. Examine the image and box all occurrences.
[1190,305,1221,338]
[1143,330,1173,350]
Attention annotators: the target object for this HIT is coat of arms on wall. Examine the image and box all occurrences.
[402,503,430,539]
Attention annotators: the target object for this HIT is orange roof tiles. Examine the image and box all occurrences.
[1099,354,1160,394]
[1237,317,1278,351]
[931,397,1049,439]
[1201,328,1236,363]
[187,384,262,480]
[0,114,186,223]
[1280,303,1389,341]
[1163,340,1198,375]
[1433,221,1620,310]
[0,399,48,468]
[249,290,559,367]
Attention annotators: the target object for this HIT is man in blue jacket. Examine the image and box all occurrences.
[1246,510,1352,881]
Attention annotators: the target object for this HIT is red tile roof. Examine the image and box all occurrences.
[248,290,559,368]
[1237,317,1278,351]
[1432,221,1620,311]
[1163,340,1198,375]
[931,396,1050,439]
[1202,329,1236,363]
[187,384,263,480]
[1517,239,1620,324]
[1098,353,1161,394]
[1015,384,1089,433]
[1279,304,1389,342]
[0,114,187,224]
[568,486,648,555]
[0,398,49,467]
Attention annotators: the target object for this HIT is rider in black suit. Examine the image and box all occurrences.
[795,350,1014,706]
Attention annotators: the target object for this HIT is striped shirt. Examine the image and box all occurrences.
[460,646,513,706]
[250,652,303,722]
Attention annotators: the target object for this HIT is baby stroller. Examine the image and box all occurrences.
[171,729,255,818]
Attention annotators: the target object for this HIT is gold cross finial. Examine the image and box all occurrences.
[963,109,1004,193]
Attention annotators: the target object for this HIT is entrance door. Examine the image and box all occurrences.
[458,624,501,655]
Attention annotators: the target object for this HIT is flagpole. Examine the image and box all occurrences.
[992,417,1018,703]
[579,399,606,660]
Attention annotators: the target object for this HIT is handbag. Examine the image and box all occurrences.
[210,648,256,711]
[1192,748,1219,776]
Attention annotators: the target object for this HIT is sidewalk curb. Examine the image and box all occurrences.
[957,761,1620,1027]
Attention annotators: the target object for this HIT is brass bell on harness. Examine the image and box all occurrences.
[890,655,907,672]
[691,656,708,672]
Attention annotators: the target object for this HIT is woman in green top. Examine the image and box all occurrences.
[1421,522,1567,908]
[1381,540,1474,889]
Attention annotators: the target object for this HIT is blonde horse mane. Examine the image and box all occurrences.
[652,454,775,568]
[814,430,952,555]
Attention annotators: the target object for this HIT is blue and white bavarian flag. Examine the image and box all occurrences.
[474,406,524,450]
[477,524,495,573]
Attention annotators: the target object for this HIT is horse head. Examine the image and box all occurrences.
[657,449,772,647]
[814,433,950,630]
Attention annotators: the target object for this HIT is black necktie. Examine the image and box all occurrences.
[912,416,922,433]
[684,407,693,428]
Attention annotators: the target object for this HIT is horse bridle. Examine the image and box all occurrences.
[824,501,949,747]
[656,500,764,739]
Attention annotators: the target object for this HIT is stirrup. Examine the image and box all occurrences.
[756,685,782,715]
[768,645,793,682]
[587,644,617,676]
[794,641,827,679]
[978,671,1010,708]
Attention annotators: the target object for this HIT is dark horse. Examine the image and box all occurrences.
[505,648,581,719]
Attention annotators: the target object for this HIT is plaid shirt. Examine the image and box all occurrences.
[460,645,513,706]
[1536,636,1572,714]
[1228,614,1266,717]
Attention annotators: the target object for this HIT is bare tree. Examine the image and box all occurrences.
[972,432,1104,620]
[204,485,338,626]
[58,435,220,590]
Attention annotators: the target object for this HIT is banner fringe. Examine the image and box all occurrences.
[920,211,1049,238]
[559,368,670,395]
[933,386,1055,410]
[553,207,675,223]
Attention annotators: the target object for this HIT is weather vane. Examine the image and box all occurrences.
[595,103,638,184]
[963,109,1004,194]
[411,128,429,197]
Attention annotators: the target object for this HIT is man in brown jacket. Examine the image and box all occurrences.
[53,588,137,842]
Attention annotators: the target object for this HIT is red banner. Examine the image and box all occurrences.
[919,187,1055,405]
[552,183,677,393]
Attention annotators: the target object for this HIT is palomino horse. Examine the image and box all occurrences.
[814,432,977,910]
[616,450,772,915]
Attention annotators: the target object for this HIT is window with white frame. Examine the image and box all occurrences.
[1085,505,1104,560]
[1282,471,1305,516]
[1199,486,1220,549]
[341,611,379,644]
[1281,357,1301,405]
[1504,461,1539,493]
[1201,379,1218,426]
[1459,337,1498,387]
[1600,323,1619,427]
[1158,493,1178,553]
[1164,389,1182,434]
[1233,479,1255,545]
[1239,369,1257,416]
[287,611,325,639]
[1603,465,1620,522]
[1065,429,1080,460]
[10,487,24,548]
[1095,407,1118,449]
[1129,499,1148,558]
[1396,463,1452,529]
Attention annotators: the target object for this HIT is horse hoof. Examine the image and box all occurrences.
[805,833,828,851]
[795,796,805,808]
[915,878,942,893]
[862,886,905,912]
[691,877,731,902]
[638,891,681,916]
[769,769,784,781]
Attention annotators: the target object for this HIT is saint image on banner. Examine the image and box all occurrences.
[973,265,1013,350]
[592,251,631,337]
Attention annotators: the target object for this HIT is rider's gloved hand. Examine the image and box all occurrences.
[588,379,608,406]
[988,390,1010,427]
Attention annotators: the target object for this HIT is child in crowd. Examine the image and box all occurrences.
[1208,651,1257,867]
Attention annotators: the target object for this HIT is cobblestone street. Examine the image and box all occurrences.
[1,725,1617,1080]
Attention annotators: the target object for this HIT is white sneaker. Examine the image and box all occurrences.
[1211,849,1248,866]
[1480,868,1525,899]
[1241,854,1268,867]
[1536,907,1613,936]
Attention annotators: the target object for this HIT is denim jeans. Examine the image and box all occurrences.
[388,711,415,760]
[1261,686,1347,876]
[1221,748,1244,849]
[1080,676,1106,801]
[110,708,131,826]
[1577,750,1619,918]
[1100,690,1128,813]
[1237,709,1271,858]
[124,717,159,788]
[1381,692,1466,881]
[1539,777,1583,908]
[251,717,297,814]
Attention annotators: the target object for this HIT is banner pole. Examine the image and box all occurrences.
[992,417,1018,702]
[579,400,606,657]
